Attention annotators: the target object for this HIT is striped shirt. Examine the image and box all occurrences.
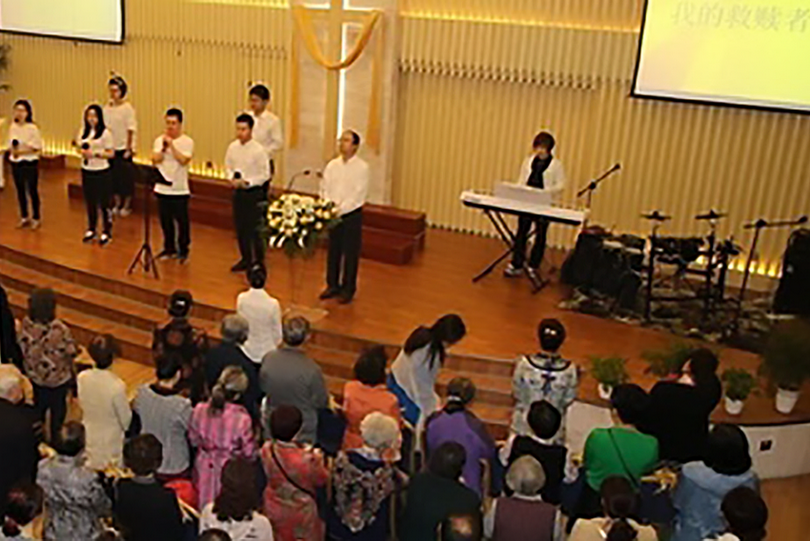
[133,384,193,475]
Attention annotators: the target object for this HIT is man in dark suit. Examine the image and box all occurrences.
[0,282,22,366]
[203,314,261,421]
[0,373,39,517]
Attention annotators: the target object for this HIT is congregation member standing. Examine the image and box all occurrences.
[511,319,578,443]
[189,366,257,509]
[132,354,193,480]
[0,374,39,519]
[152,108,194,263]
[237,264,283,363]
[259,317,328,444]
[389,314,466,430]
[104,76,137,217]
[77,104,115,245]
[18,288,78,443]
[319,130,370,305]
[225,114,270,273]
[246,84,283,193]
[8,99,42,230]
[503,131,566,279]
[0,281,22,365]
[77,334,132,470]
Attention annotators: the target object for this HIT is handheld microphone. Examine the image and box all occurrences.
[81,142,90,166]
[162,137,170,151]
[11,139,19,148]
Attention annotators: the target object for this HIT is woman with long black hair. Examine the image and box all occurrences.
[8,99,42,229]
[388,314,467,428]
[76,104,115,245]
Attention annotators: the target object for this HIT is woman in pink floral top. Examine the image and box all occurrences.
[261,405,329,541]
[18,288,78,442]
[189,366,257,508]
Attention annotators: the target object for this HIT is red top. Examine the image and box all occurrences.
[342,380,401,450]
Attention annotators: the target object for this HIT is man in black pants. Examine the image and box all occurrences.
[225,114,271,272]
[319,130,370,304]
[504,131,567,280]
[152,108,194,263]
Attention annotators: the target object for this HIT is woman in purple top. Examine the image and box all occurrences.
[425,378,498,497]
[189,366,257,508]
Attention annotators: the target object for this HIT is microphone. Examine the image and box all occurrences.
[613,163,621,172]
[11,139,19,148]
[234,171,242,181]
[81,142,90,166]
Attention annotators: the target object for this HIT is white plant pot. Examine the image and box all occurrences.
[776,388,800,415]
[598,384,613,401]
[724,396,744,416]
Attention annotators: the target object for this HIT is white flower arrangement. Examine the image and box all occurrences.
[265,193,340,257]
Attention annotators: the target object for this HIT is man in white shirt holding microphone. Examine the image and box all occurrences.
[225,114,271,273]
[319,130,370,305]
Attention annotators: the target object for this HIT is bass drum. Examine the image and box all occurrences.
[561,227,610,288]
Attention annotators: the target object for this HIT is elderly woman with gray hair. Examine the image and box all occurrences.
[483,455,563,541]
[204,314,262,420]
[259,316,329,444]
[326,412,403,541]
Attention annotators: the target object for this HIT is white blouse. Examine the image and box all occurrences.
[8,122,42,163]
[77,128,114,171]
[199,504,275,541]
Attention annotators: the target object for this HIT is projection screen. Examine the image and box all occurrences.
[0,0,124,44]
[632,0,810,113]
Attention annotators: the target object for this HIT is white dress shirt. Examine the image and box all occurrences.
[8,122,42,163]
[76,368,132,470]
[103,101,137,150]
[237,287,283,363]
[321,155,370,216]
[517,155,566,202]
[153,134,194,196]
[225,139,271,188]
[248,109,283,159]
[77,128,114,171]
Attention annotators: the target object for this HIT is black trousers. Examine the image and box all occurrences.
[157,194,191,255]
[327,208,363,296]
[233,186,266,266]
[11,160,40,220]
[511,216,550,269]
[33,382,70,443]
[261,160,275,197]
[82,169,113,235]
[111,150,134,202]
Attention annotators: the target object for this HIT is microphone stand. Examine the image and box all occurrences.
[728,215,808,336]
[286,169,319,193]
[576,164,621,226]
[127,165,165,279]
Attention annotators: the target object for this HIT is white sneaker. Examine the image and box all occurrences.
[119,208,132,218]
[503,264,523,278]
[99,233,112,246]
[30,220,41,230]
[83,230,96,243]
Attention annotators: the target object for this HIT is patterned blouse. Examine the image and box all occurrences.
[19,318,78,388]
[330,450,398,537]
[261,441,329,541]
[37,455,111,541]
[511,353,579,443]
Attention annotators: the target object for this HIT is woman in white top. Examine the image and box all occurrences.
[569,476,658,541]
[104,76,137,217]
[77,104,115,245]
[200,457,274,541]
[8,99,43,229]
[388,314,466,429]
[237,264,283,363]
[76,334,132,470]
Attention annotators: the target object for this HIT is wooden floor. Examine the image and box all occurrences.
[2,170,809,538]
[2,168,809,424]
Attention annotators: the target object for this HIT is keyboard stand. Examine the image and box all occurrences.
[472,208,549,293]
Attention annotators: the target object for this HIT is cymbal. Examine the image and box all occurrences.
[695,209,727,221]
[641,211,671,222]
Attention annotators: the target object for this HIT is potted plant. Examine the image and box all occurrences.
[759,319,810,415]
[721,368,757,415]
[642,342,696,379]
[591,356,629,400]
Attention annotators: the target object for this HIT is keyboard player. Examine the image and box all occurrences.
[504,131,566,278]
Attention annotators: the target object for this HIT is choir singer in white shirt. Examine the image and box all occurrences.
[246,84,283,194]
[152,108,194,263]
[104,76,137,217]
[504,131,566,279]
[8,99,43,229]
[319,130,370,305]
[237,264,283,363]
[225,114,271,273]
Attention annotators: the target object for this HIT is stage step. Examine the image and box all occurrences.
[2,280,511,437]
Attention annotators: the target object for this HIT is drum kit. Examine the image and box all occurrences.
[642,209,741,326]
